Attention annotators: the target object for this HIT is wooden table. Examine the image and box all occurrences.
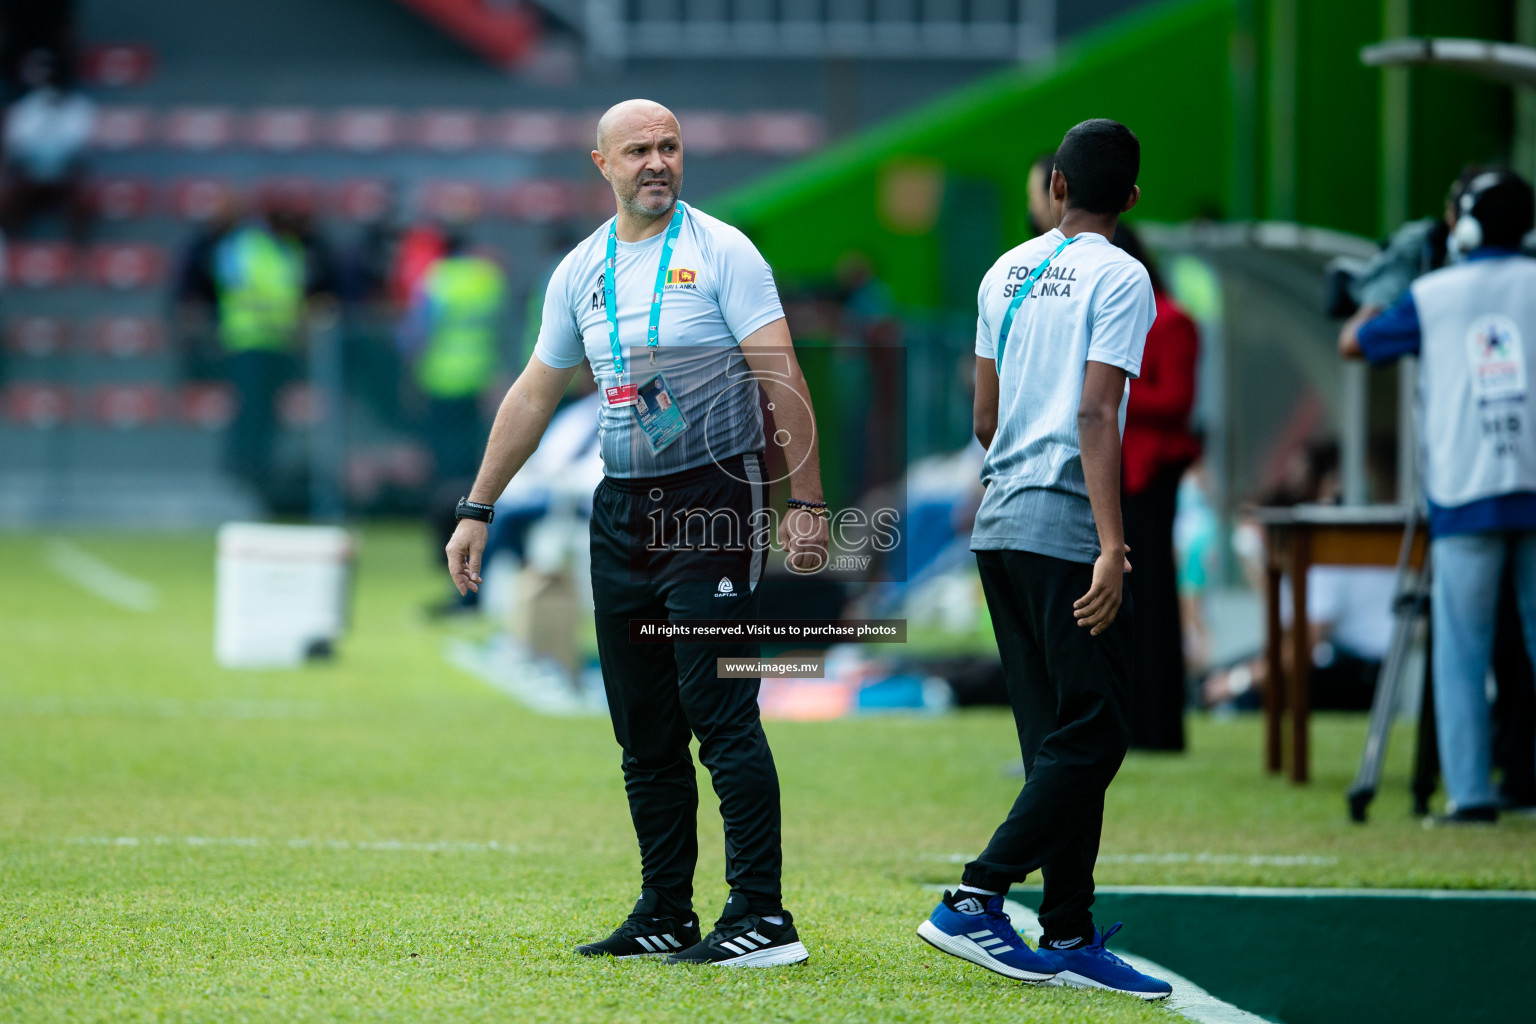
[1254,504,1427,783]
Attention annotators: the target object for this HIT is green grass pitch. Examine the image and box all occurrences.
[2,527,1531,1022]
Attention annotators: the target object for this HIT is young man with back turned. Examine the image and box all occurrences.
[916,118,1172,1000]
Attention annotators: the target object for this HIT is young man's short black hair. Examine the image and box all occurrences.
[1469,171,1535,248]
[1053,119,1140,215]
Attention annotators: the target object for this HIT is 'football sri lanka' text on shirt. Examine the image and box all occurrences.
[972,228,1155,563]
[533,204,784,479]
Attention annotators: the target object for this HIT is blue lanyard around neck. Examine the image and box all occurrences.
[995,234,1077,374]
[604,202,686,381]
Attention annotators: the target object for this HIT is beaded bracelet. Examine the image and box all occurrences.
[786,497,830,517]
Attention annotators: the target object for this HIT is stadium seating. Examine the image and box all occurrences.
[0,0,979,523]
[89,104,827,160]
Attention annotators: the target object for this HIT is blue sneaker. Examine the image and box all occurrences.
[916,890,1057,982]
[1037,923,1172,1000]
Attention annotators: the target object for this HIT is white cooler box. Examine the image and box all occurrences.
[215,523,355,668]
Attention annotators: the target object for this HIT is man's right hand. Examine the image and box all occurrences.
[446,519,489,595]
[1073,545,1132,636]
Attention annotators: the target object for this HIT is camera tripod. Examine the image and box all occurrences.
[1346,505,1439,822]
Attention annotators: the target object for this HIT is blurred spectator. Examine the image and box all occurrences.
[398,224,505,475]
[267,187,339,301]
[213,209,307,503]
[1283,566,1396,710]
[388,221,447,308]
[341,184,403,306]
[0,1,76,92]
[835,250,898,341]
[1207,443,1395,711]
[1204,568,1395,713]
[833,251,902,494]
[337,184,417,430]
[491,378,603,567]
[399,225,506,612]
[172,192,242,382]
[0,49,93,243]
[1341,170,1536,824]
[0,229,6,388]
[1026,151,1055,234]
[1111,224,1201,750]
[1173,460,1219,677]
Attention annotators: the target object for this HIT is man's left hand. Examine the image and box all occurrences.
[780,508,829,574]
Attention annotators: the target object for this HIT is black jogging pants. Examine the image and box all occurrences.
[963,548,1134,944]
[589,452,782,922]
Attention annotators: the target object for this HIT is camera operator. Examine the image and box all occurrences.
[1329,167,1484,323]
[1340,171,1536,824]
[1337,167,1536,815]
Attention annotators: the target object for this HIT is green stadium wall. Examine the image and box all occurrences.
[714,0,1517,311]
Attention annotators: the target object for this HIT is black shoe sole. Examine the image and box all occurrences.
[665,940,810,967]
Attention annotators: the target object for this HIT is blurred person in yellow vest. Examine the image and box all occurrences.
[401,226,506,610]
[399,225,507,483]
[213,207,306,504]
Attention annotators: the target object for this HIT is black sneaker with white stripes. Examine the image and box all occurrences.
[665,899,809,967]
[574,892,700,959]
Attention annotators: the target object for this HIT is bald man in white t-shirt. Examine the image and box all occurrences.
[444,100,827,968]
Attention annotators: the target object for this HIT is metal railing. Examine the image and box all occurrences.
[572,0,1056,60]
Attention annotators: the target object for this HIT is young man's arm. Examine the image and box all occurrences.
[974,357,999,449]
[445,355,580,594]
[1074,360,1133,635]
[973,265,1000,449]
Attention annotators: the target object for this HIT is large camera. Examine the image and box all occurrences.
[1323,218,1449,319]
[1324,257,1366,319]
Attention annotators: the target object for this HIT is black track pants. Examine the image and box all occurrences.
[1123,466,1187,750]
[589,453,782,921]
[963,549,1133,943]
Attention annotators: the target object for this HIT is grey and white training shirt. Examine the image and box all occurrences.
[533,204,784,479]
[971,228,1155,563]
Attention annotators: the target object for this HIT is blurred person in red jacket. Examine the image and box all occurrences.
[1113,224,1201,750]
[389,222,447,307]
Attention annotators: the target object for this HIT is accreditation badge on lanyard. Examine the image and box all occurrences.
[995,234,1077,374]
[600,203,691,454]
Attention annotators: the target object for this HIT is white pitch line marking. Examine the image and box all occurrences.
[923,851,1339,867]
[0,697,324,719]
[1001,898,1271,1024]
[60,835,517,854]
[1067,884,1536,900]
[45,538,159,612]
[1096,853,1338,867]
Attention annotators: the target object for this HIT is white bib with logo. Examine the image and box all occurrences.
[1410,257,1536,507]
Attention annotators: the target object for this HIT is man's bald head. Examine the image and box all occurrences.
[592,99,685,224]
[595,99,680,156]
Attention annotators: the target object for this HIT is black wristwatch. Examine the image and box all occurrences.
[455,497,495,524]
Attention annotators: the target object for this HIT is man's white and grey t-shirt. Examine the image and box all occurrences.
[972,228,1155,563]
[533,204,784,478]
